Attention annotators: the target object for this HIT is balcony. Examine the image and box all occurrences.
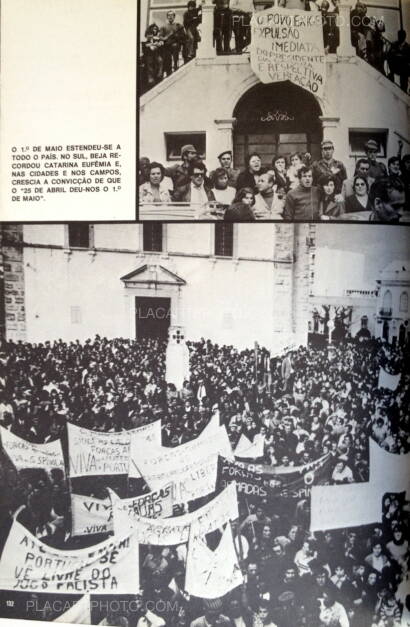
[379,308,393,317]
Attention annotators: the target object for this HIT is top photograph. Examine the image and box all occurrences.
[138,0,410,222]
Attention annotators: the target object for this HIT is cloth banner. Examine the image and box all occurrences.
[0,520,139,594]
[250,7,325,99]
[109,482,174,533]
[0,426,64,472]
[68,420,161,477]
[112,482,238,544]
[54,594,91,624]
[378,367,401,391]
[235,433,264,459]
[71,494,112,536]
[185,524,244,599]
[165,334,190,390]
[218,453,332,500]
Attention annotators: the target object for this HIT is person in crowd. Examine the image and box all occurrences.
[236,154,264,193]
[183,1,201,62]
[139,161,173,204]
[283,166,322,220]
[341,159,374,198]
[387,29,410,93]
[270,156,291,193]
[224,187,255,222]
[166,144,198,189]
[172,160,216,211]
[210,167,236,211]
[213,0,232,55]
[387,155,403,181]
[344,175,372,214]
[318,589,350,627]
[312,140,347,195]
[350,1,368,58]
[318,175,345,218]
[366,16,386,74]
[253,172,283,219]
[369,176,406,221]
[287,153,306,190]
[160,11,186,76]
[139,157,151,185]
[321,1,340,53]
[143,24,164,87]
[401,152,410,207]
[230,0,254,53]
[191,599,231,627]
[364,140,387,180]
[210,150,240,188]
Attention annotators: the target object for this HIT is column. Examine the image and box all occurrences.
[337,1,356,58]
[213,118,236,162]
[197,1,216,60]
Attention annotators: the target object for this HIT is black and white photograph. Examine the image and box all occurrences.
[0,223,409,626]
[138,0,410,221]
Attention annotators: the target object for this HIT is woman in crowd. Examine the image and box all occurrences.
[236,153,264,193]
[344,175,372,214]
[210,167,236,211]
[287,153,305,189]
[139,161,172,204]
[225,187,256,221]
[318,175,345,218]
[270,155,291,193]
[143,24,164,87]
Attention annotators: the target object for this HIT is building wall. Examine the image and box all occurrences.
[2,226,26,342]
[375,278,410,343]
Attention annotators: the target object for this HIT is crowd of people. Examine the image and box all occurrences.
[0,334,408,625]
[139,139,409,222]
[139,0,409,94]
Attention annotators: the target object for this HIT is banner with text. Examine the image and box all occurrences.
[109,482,174,533]
[0,521,139,594]
[112,482,238,544]
[71,494,112,536]
[378,367,401,391]
[0,426,65,472]
[250,7,325,99]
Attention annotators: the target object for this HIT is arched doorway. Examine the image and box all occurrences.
[233,82,323,170]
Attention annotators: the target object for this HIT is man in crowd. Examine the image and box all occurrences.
[341,158,374,198]
[160,11,186,76]
[213,0,232,55]
[365,139,387,179]
[312,140,347,195]
[253,172,282,219]
[369,176,406,221]
[172,160,216,212]
[210,150,240,188]
[387,29,410,93]
[283,166,321,220]
[166,144,198,189]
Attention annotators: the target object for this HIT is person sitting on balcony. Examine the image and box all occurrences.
[230,0,254,53]
[210,167,236,210]
[369,176,406,222]
[312,140,347,195]
[172,160,216,208]
[183,1,201,62]
[166,144,198,189]
[143,24,164,87]
[224,186,256,221]
[341,158,375,198]
[283,166,322,221]
[387,29,410,93]
[139,162,173,204]
[160,11,186,76]
[236,153,264,193]
[364,139,387,179]
[213,0,232,55]
[210,150,240,187]
[344,176,371,214]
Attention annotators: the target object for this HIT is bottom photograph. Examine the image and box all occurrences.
[0,222,409,627]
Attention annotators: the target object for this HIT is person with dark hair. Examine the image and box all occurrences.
[312,140,347,195]
[236,154,264,193]
[173,160,216,210]
[321,1,340,53]
[364,140,387,180]
[344,176,371,214]
[270,156,291,193]
[401,153,410,207]
[318,589,349,626]
[369,177,406,221]
[230,0,254,53]
[387,156,402,180]
[183,1,201,61]
[160,10,186,76]
[213,0,232,54]
[224,186,256,221]
[341,159,374,198]
[166,144,198,189]
[210,166,236,210]
[287,153,305,190]
[283,167,321,220]
[191,599,231,627]
[139,162,172,203]
[318,175,345,217]
[387,29,410,92]
[139,157,151,185]
[210,150,240,187]
[253,172,283,219]
[143,24,164,86]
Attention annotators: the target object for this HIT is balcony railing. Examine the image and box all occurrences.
[379,308,393,317]
[139,202,225,221]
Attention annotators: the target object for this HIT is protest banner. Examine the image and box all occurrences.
[0,520,139,594]
[109,482,174,533]
[0,426,65,472]
[112,482,238,544]
[129,419,162,478]
[235,433,265,459]
[54,594,91,624]
[250,7,325,99]
[71,494,113,536]
[378,367,401,391]
[185,523,244,599]
[68,420,161,477]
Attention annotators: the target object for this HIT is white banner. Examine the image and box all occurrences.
[378,367,401,391]
[0,521,139,594]
[71,494,112,536]
[112,482,238,545]
[185,523,244,599]
[0,426,64,472]
[235,433,264,459]
[68,420,161,477]
[109,483,174,533]
[250,7,325,99]
[54,595,91,624]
